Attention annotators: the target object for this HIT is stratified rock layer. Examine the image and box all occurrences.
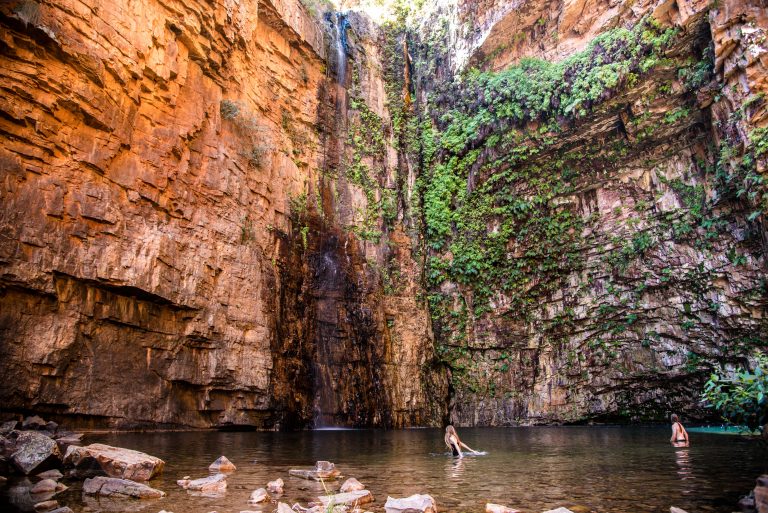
[0,0,445,429]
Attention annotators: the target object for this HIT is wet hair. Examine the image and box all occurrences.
[671,414,679,423]
[444,425,461,448]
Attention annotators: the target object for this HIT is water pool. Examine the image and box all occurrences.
[2,426,765,513]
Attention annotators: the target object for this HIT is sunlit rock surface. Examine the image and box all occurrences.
[0,0,765,429]
[0,0,446,429]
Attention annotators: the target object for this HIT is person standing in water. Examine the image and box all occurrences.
[670,413,689,447]
[445,425,479,458]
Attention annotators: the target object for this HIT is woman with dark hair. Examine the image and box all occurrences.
[670,414,689,446]
[444,425,479,458]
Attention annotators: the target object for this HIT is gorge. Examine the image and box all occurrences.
[0,0,766,431]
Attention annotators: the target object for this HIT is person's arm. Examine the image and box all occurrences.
[459,441,478,453]
[670,424,678,443]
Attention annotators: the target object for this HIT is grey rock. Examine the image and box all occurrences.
[385,495,436,513]
[11,431,61,474]
[83,476,165,499]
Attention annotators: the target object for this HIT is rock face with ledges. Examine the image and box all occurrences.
[0,0,446,430]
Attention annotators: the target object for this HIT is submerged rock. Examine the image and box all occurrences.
[209,456,236,473]
[33,500,59,512]
[30,479,58,493]
[289,461,341,481]
[177,473,227,493]
[83,476,165,499]
[64,444,164,481]
[485,503,520,513]
[320,490,373,508]
[267,478,284,494]
[385,495,436,513]
[36,470,63,481]
[11,431,62,475]
[340,478,365,493]
[248,487,269,503]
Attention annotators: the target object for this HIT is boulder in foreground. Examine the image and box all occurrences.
[83,476,165,499]
[12,431,62,475]
[65,444,164,481]
[385,494,436,513]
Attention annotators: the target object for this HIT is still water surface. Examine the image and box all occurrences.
[3,426,765,513]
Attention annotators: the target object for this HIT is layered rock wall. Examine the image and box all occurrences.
[0,0,446,429]
[417,0,768,425]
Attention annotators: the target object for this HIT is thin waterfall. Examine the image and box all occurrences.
[335,12,349,85]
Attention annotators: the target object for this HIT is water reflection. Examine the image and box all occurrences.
[445,455,465,479]
[0,427,764,513]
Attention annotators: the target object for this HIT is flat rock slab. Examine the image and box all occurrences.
[65,444,164,481]
[83,476,165,499]
[177,473,227,493]
[385,494,436,513]
[12,431,61,474]
[319,490,374,507]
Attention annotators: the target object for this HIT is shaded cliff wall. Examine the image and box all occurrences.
[411,0,768,425]
[0,0,446,429]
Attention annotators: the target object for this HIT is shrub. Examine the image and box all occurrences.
[702,352,768,432]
